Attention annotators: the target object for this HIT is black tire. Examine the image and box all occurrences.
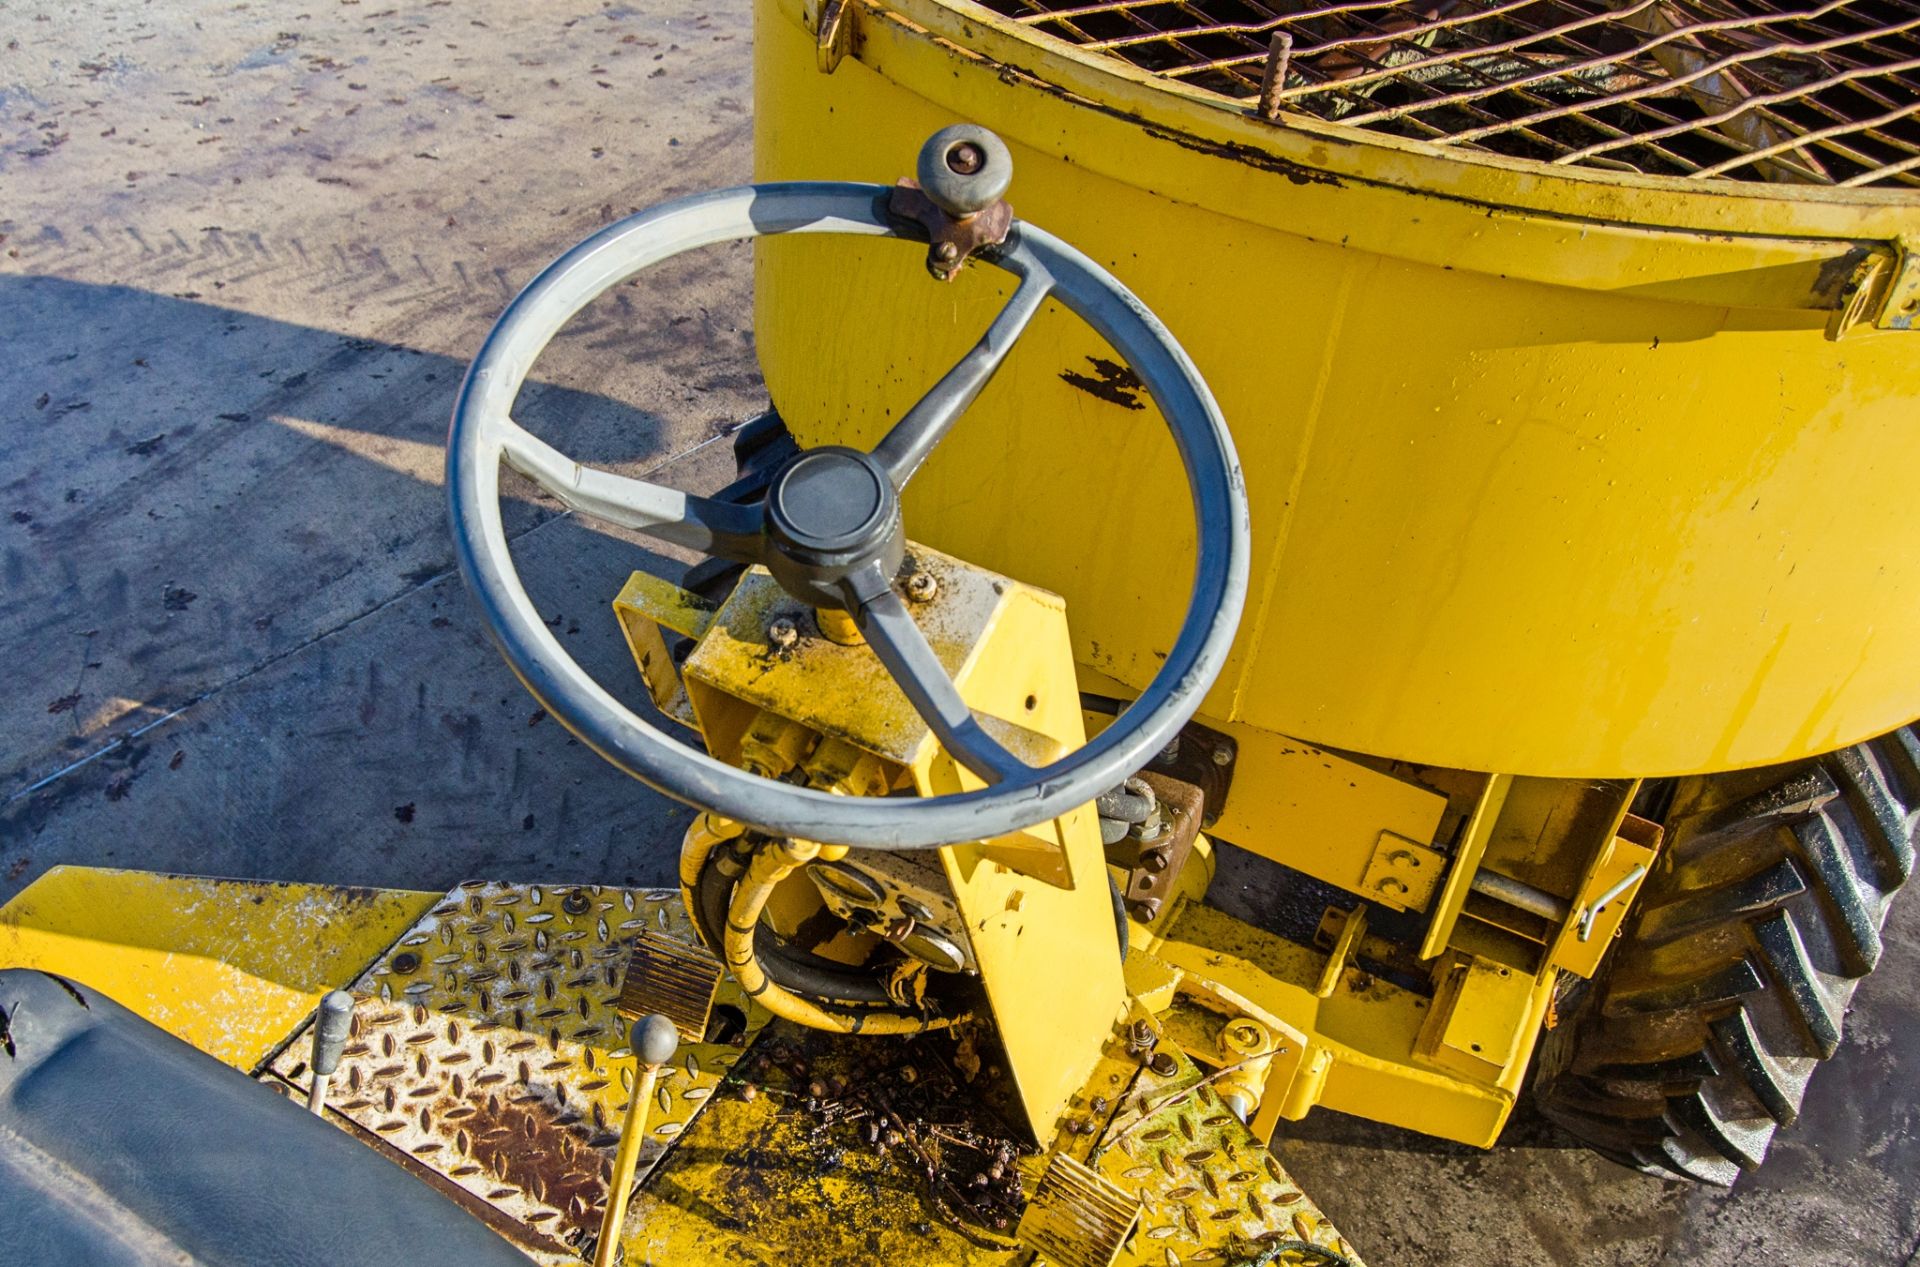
[1533,725,1919,1183]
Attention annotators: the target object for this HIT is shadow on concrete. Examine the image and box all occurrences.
[2,272,754,904]
[1,268,744,787]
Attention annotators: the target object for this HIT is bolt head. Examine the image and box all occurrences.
[932,241,959,263]
[768,616,799,649]
[1210,744,1235,767]
[1147,1051,1178,1077]
[905,571,939,602]
[945,141,985,175]
[1222,1019,1266,1052]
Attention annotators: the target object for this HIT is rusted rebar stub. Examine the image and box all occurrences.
[1256,31,1292,122]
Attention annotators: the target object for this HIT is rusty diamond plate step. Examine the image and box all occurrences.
[612,1005,1363,1266]
[263,881,1360,1267]
[267,880,767,1265]
[1058,1008,1364,1267]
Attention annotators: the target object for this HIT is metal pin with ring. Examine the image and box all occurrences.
[306,989,354,1115]
[1576,864,1649,942]
[593,1013,680,1267]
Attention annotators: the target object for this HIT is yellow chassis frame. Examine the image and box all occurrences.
[1,868,1365,1267]
[615,548,1658,1154]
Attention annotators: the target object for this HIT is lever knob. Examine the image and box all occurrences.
[917,124,1012,218]
[311,990,354,1077]
[632,1013,679,1069]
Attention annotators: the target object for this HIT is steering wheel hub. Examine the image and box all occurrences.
[763,447,904,605]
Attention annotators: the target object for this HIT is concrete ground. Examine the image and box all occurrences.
[2,3,1914,1264]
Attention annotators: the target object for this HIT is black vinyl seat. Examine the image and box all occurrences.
[0,968,534,1266]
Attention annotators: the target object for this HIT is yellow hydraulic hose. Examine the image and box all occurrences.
[678,812,746,949]
[720,837,952,1035]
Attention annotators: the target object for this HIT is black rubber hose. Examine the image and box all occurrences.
[690,842,902,1011]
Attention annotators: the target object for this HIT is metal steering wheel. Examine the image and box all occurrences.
[449,130,1249,851]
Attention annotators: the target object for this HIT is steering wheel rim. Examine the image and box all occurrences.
[448,181,1249,850]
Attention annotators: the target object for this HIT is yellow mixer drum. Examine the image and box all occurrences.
[750,0,1920,778]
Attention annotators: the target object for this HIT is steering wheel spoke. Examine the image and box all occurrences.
[498,420,766,564]
[843,565,1029,787]
[870,266,1054,490]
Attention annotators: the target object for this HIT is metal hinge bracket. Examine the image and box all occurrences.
[1829,237,1920,339]
[808,0,856,73]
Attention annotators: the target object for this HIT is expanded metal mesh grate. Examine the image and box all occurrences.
[975,0,1920,188]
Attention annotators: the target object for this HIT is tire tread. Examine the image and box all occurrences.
[1534,725,1917,1184]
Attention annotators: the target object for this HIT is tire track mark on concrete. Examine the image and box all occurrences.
[2,427,732,811]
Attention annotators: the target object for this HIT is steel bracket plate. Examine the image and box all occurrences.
[1416,952,1545,1080]
[1359,830,1446,912]
[1875,238,1920,331]
[611,570,716,727]
[1546,813,1662,979]
[1829,238,1920,338]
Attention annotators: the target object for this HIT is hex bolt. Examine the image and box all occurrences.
[1141,849,1170,874]
[946,141,985,175]
[905,571,939,603]
[1148,1050,1178,1077]
[1223,1019,1267,1051]
[1211,743,1235,767]
[932,242,959,264]
[768,617,799,650]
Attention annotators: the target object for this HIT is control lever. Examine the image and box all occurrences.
[593,1013,679,1267]
[306,990,354,1116]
